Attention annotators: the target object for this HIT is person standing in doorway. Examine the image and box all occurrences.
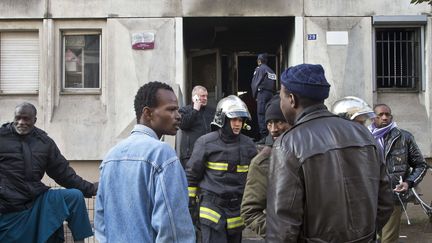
[266,64,393,242]
[95,81,195,243]
[251,53,277,141]
[179,85,215,168]
[369,104,428,243]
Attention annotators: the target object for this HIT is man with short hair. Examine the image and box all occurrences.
[369,104,428,243]
[0,102,97,243]
[267,64,393,242]
[179,85,215,167]
[95,81,195,243]
[241,95,291,238]
[251,53,277,141]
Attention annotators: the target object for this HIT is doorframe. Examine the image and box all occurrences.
[187,49,222,105]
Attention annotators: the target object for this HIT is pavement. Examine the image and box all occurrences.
[242,206,432,242]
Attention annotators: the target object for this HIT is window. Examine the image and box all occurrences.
[62,32,101,90]
[373,15,426,92]
[375,28,421,90]
[0,32,39,94]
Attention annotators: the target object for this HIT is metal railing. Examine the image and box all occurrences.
[49,184,97,243]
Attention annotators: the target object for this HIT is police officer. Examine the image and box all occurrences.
[251,53,277,141]
[186,95,257,243]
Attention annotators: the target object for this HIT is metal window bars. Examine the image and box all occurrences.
[376,28,420,90]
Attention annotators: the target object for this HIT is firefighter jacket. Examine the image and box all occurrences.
[251,63,277,99]
[186,129,257,232]
[266,104,394,242]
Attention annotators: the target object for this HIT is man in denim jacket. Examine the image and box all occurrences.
[95,81,195,243]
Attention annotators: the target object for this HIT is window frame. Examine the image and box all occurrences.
[61,30,102,94]
[372,16,426,92]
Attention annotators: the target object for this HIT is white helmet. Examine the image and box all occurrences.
[211,95,251,129]
[331,96,376,122]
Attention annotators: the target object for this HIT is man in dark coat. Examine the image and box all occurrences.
[369,104,428,243]
[266,64,393,242]
[251,53,277,140]
[179,85,215,167]
[0,102,97,243]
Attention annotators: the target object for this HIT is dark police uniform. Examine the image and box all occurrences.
[251,63,276,139]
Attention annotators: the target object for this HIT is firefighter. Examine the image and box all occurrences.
[186,95,258,243]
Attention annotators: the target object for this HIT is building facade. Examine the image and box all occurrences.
[0,0,431,181]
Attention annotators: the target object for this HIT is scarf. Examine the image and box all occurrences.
[368,121,397,149]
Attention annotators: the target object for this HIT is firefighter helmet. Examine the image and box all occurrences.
[211,95,251,129]
[331,96,376,123]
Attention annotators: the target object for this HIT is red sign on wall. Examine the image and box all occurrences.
[132,32,155,50]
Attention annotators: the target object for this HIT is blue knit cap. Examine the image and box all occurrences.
[280,64,330,101]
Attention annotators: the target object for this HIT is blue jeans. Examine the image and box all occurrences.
[0,189,93,243]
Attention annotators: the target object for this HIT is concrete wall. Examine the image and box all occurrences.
[303,17,374,108]
[0,18,179,160]
[305,0,431,16]
[2,0,429,19]
[1,0,432,164]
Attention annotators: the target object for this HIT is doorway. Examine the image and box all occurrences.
[184,17,294,139]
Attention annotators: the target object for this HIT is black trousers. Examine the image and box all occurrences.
[201,224,242,243]
[256,90,273,138]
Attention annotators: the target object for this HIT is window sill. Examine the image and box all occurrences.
[60,89,101,95]
[376,89,420,93]
[0,91,38,95]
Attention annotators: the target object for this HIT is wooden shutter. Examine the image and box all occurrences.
[0,32,39,93]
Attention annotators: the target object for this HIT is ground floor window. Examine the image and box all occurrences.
[375,27,421,91]
[62,32,101,90]
[0,32,39,94]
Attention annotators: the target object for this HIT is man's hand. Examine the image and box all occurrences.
[193,95,201,111]
[394,182,409,193]
[92,182,99,196]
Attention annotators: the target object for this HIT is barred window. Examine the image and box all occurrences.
[375,28,421,91]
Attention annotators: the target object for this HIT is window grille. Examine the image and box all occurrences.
[375,28,420,91]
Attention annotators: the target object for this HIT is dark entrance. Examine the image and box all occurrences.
[183,17,294,140]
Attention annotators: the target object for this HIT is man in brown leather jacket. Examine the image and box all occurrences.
[266,64,394,242]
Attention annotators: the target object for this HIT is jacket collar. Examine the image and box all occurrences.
[294,104,336,127]
[0,122,48,143]
[131,124,159,140]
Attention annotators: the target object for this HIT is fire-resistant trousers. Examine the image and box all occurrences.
[201,224,242,243]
